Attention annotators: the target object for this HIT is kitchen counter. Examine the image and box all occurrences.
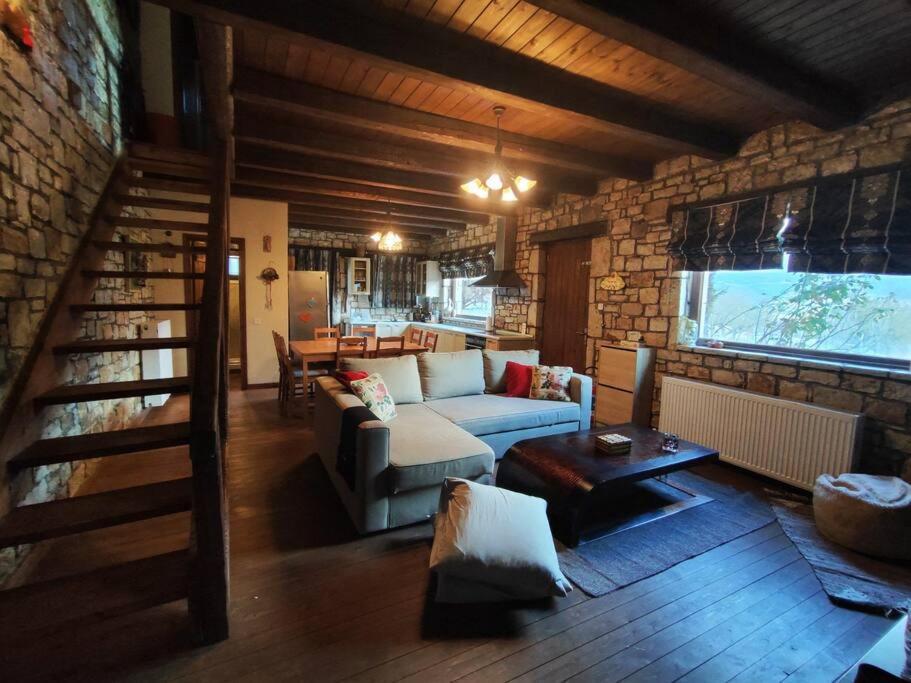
[411,321,533,341]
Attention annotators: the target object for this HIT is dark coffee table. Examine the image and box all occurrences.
[496,424,719,547]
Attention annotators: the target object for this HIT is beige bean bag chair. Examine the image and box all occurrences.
[813,473,911,562]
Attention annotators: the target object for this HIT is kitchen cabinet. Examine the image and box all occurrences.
[375,322,410,337]
[347,257,371,296]
[485,337,535,351]
[416,260,441,299]
[414,324,465,352]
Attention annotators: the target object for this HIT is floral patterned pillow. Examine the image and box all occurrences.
[529,365,573,402]
[350,373,397,422]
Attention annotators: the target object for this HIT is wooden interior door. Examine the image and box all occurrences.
[540,238,591,371]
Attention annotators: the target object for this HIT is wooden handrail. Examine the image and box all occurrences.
[187,139,230,644]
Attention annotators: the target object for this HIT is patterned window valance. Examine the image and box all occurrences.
[668,163,911,275]
[438,244,495,279]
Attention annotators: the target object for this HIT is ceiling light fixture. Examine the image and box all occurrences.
[460,106,536,203]
[370,207,404,251]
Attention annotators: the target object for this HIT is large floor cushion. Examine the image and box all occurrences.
[813,473,911,561]
[424,394,581,437]
[386,404,494,494]
[430,477,572,602]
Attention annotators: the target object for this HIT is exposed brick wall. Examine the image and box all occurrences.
[0,1,156,582]
[429,98,911,477]
[289,227,429,322]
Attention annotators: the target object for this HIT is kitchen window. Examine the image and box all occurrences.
[683,269,911,370]
[442,277,493,319]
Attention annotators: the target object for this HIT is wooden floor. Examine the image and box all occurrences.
[3,380,895,682]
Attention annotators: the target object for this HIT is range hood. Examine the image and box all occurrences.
[471,216,526,289]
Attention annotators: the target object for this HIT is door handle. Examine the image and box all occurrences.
[576,329,588,336]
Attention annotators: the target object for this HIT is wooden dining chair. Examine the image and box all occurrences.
[409,327,424,346]
[272,330,306,416]
[314,326,339,339]
[376,336,405,357]
[337,335,368,360]
[351,325,376,337]
[423,330,439,352]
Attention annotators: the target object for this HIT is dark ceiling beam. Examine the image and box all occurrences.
[231,184,492,225]
[233,166,540,215]
[234,107,595,197]
[238,188,487,225]
[233,67,651,180]
[288,205,464,232]
[236,142,462,197]
[148,0,739,157]
[287,214,448,236]
[528,0,856,128]
[290,223,432,241]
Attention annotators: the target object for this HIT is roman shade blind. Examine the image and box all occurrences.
[668,164,911,275]
[438,245,494,279]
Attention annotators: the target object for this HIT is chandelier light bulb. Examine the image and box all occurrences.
[460,178,488,199]
[485,172,503,191]
[371,232,382,242]
[501,187,518,202]
[514,176,537,193]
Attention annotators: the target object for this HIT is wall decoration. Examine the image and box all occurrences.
[1,0,33,52]
[599,273,626,291]
[263,235,272,253]
[258,265,279,310]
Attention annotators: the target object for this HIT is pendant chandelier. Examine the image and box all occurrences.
[371,208,404,251]
[460,106,537,203]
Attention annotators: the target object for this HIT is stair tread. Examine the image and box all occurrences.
[115,195,210,212]
[82,270,205,279]
[71,303,202,312]
[92,240,206,254]
[128,176,211,195]
[127,142,210,167]
[128,157,210,180]
[35,378,191,406]
[9,422,192,473]
[0,478,192,548]
[0,549,189,639]
[107,216,209,232]
[54,337,195,354]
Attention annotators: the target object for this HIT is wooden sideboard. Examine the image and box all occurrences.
[595,344,656,427]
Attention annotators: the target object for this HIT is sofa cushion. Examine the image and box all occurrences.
[417,349,485,400]
[483,349,540,393]
[386,403,494,494]
[349,373,396,422]
[425,394,581,436]
[340,354,423,404]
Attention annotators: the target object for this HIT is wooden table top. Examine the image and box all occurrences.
[289,338,427,358]
[503,423,719,493]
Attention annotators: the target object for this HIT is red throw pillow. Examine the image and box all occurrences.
[335,370,369,389]
[504,361,533,397]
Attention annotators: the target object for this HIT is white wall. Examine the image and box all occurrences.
[230,198,288,386]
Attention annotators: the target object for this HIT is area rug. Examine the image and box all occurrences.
[772,500,911,615]
[558,471,776,597]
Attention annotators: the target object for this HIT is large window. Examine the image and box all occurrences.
[442,277,493,319]
[686,270,911,368]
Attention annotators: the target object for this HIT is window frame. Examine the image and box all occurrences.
[684,271,911,371]
[441,276,493,320]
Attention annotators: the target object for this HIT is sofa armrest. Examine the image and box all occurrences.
[314,377,391,533]
[570,373,593,430]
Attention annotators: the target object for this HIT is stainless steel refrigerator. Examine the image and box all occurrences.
[288,271,330,341]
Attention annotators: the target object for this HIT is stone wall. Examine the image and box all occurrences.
[429,98,911,477]
[289,227,428,322]
[0,1,155,582]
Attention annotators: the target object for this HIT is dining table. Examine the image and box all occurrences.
[289,337,428,385]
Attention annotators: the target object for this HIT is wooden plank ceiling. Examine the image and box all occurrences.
[156,0,911,241]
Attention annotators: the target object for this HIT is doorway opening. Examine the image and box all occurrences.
[184,234,248,388]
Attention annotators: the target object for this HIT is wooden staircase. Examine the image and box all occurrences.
[0,142,231,644]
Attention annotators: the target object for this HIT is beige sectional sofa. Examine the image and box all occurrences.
[314,349,592,534]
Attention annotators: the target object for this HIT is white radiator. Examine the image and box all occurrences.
[658,376,863,491]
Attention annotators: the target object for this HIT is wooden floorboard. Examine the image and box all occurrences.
[2,381,895,682]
